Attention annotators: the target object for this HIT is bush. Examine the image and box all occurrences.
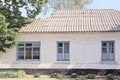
[17,70,26,78]
[86,74,96,79]
[106,74,115,80]
[0,70,26,78]
[34,73,40,78]
[50,73,63,78]
[71,73,78,78]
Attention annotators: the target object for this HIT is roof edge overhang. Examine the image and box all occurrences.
[20,31,120,35]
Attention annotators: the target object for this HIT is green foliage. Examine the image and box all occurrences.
[0,0,47,52]
[52,0,92,10]
[50,73,63,78]
[71,73,78,78]
[106,74,115,80]
[34,73,40,78]
[0,70,26,78]
[42,0,92,17]
[17,70,26,78]
[0,13,18,52]
[86,74,96,79]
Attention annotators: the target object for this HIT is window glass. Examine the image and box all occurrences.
[18,43,24,47]
[17,42,40,60]
[57,42,69,61]
[109,42,114,53]
[102,41,115,61]
[33,42,40,47]
[64,43,69,53]
[25,48,32,59]
[33,48,40,59]
[26,43,32,47]
[102,48,107,53]
[58,43,63,47]
[58,47,63,53]
[18,48,24,59]
[102,43,107,47]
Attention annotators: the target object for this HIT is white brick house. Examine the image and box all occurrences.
[0,9,120,69]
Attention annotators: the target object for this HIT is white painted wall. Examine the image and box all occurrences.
[0,32,120,69]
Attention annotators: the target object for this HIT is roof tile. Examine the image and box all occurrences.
[20,9,120,33]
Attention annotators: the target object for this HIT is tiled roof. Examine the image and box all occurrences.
[20,9,120,33]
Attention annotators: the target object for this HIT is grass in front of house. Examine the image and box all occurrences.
[0,71,118,80]
[0,75,105,80]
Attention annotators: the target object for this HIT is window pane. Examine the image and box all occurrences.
[102,43,107,47]
[18,48,24,59]
[26,43,32,47]
[58,48,63,53]
[57,54,63,61]
[58,43,63,47]
[64,43,69,53]
[33,42,40,47]
[25,48,32,59]
[18,43,24,47]
[33,48,40,59]
[109,42,114,53]
[102,41,115,61]
[64,53,69,61]
[102,48,107,53]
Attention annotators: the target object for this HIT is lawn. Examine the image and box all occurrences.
[0,71,118,80]
[0,75,112,80]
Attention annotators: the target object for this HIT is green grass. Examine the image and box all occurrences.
[0,70,26,78]
[0,74,119,80]
[0,75,113,80]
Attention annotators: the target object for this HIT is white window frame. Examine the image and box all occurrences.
[16,41,40,61]
[101,41,115,61]
[57,41,70,61]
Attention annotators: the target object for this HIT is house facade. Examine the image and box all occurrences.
[0,9,120,69]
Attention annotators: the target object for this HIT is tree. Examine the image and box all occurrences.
[0,0,47,52]
[0,13,17,52]
[50,0,92,10]
[40,0,92,18]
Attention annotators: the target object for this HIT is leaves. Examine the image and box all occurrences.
[0,0,47,52]
[51,0,93,10]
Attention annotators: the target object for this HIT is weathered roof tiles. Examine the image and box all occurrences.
[20,9,120,33]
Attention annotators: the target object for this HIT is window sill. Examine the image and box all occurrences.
[16,59,40,62]
[14,60,41,64]
[54,61,70,64]
[99,61,117,64]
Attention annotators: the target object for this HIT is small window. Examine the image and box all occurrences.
[17,42,40,60]
[58,43,63,47]
[25,48,32,59]
[57,42,70,61]
[26,43,32,47]
[18,43,24,47]
[18,48,24,59]
[33,48,40,59]
[102,41,115,61]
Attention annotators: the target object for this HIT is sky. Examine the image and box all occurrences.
[20,0,120,18]
[88,0,120,10]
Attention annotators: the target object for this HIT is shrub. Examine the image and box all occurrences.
[17,70,26,78]
[106,74,115,80]
[86,74,96,79]
[0,70,26,78]
[71,73,78,78]
[50,73,63,78]
[34,73,40,78]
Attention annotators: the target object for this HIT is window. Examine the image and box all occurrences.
[17,42,40,60]
[57,42,70,61]
[102,41,115,61]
